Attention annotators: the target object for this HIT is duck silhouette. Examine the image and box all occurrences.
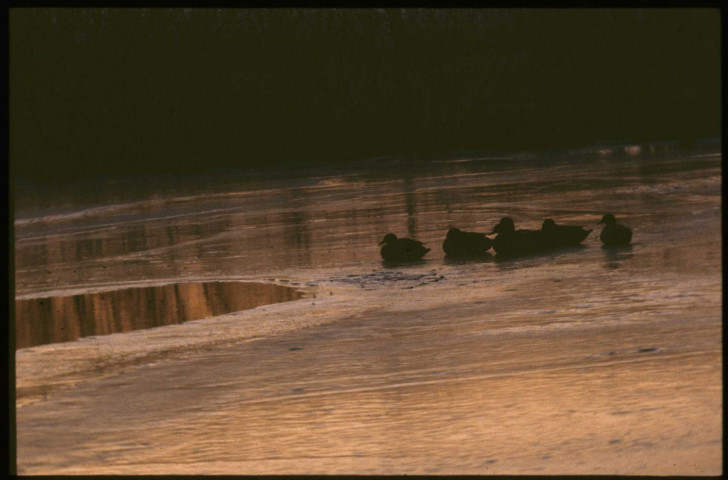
[442,227,493,257]
[489,217,547,256]
[379,233,430,262]
[541,219,592,249]
[598,213,632,246]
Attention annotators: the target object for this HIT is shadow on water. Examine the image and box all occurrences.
[603,244,634,269]
[15,282,303,349]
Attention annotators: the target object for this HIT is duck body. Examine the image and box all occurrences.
[490,217,548,256]
[379,233,430,262]
[442,228,493,257]
[541,219,592,249]
[598,213,632,246]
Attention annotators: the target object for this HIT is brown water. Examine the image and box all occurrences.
[15,282,302,349]
[14,144,722,474]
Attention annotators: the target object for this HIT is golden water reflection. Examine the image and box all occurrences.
[15,282,302,349]
[14,153,721,295]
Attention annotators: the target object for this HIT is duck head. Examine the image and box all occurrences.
[379,233,398,246]
[542,218,556,232]
[490,217,515,235]
[446,228,462,239]
[598,213,617,225]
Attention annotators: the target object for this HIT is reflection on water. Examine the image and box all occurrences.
[13,148,722,296]
[602,245,634,269]
[15,282,302,349]
[443,252,495,265]
[403,175,418,238]
[13,144,723,475]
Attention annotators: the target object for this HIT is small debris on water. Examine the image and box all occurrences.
[637,347,658,353]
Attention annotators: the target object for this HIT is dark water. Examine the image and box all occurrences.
[14,143,722,475]
[15,282,302,349]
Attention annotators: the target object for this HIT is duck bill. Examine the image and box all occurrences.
[378,240,386,246]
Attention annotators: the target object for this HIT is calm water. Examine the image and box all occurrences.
[15,282,302,349]
[14,144,722,474]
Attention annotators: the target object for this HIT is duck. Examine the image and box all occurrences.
[442,227,493,257]
[379,233,430,262]
[598,213,632,246]
[541,218,592,249]
[489,217,547,256]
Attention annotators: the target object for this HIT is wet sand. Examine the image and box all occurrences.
[14,146,722,474]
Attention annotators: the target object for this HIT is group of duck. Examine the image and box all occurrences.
[379,213,632,262]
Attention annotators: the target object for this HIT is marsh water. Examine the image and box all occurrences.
[14,144,722,474]
[15,282,302,349]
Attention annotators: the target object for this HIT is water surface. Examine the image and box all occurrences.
[14,144,722,474]
[15,282,302,349]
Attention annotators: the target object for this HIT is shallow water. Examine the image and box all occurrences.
[15,282,302,349]
[14,145,722,474]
